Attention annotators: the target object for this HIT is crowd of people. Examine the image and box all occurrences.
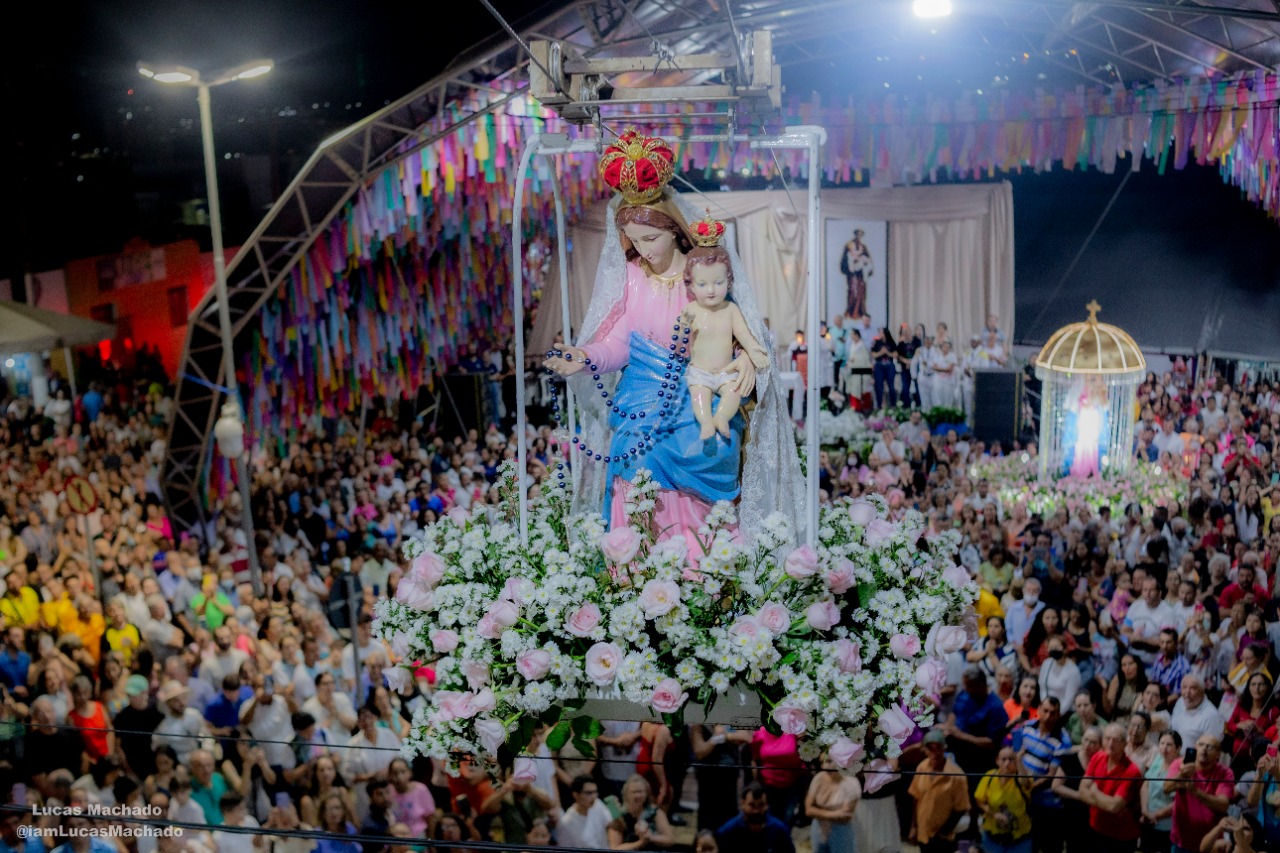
[784,312,1012,422]
[0,329,1278,853]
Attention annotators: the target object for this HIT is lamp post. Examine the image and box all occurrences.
[139,58,273,596]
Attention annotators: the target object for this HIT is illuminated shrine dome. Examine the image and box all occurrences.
[1033,300,1146,480]
[1034,300,1146,375]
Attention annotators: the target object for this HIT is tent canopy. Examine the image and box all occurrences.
[0,300,115,356]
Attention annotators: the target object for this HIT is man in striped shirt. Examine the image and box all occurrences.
[1148,628,1192,702]
[1013,696,1073,853]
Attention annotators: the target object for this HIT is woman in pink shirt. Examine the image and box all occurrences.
[388,757,435,836]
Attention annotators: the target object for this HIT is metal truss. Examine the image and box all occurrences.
[162,0,1280,534]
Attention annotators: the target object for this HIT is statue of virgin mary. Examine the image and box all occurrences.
[546,130,804,551]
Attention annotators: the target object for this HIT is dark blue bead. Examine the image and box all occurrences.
[592,374,600,381]
[673,324,681,330]
[629,414,636,420]
[604,456,611,462]
[664,373,670,379]
[638,412,645,418]
[594,454,602,461]
[657,391,665,398]
[596,383,603,389]
[600,391,607,397]
[671,334,679,341]
[682,337,689,344]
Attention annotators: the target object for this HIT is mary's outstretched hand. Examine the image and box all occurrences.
[545,346,587,377]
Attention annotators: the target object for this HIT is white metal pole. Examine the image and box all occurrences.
[548,169,577,475]
[198,82,262,596]
[804,128,823,546]
[511,136,540,545]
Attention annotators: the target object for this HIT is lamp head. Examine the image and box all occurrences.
[137,61,200,85]
[911,0,953,17]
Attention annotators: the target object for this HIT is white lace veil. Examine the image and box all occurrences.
[568,190,807,541]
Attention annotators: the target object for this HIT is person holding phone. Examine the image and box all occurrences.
[1197,813,1262,853]
[1165,734,1234,853]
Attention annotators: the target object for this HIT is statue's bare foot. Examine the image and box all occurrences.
[714,416,731,438]
[699,422,716,441]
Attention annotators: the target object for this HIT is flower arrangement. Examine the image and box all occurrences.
[805,409,876,458]
[923,406,967,431]
[373,462,976,776]
[969,455,1188,517]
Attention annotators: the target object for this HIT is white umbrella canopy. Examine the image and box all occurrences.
[0,300,115,356]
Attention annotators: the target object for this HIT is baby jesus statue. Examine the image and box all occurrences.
[680,212,770,440]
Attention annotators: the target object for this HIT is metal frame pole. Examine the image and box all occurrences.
[198,83,263,596]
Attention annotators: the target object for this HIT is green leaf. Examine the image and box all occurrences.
[571,716,605,739]
[562,697,587,711]
[546,720,573,751]
[571,734,597,758]
[539,706,563,727]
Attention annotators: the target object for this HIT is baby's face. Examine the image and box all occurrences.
[688,262,730,307]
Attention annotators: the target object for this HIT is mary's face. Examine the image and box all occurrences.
[622,222,678,268]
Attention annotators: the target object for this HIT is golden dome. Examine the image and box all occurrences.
[1034,300,1146,375]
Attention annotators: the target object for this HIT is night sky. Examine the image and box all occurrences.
[1,0,534,279]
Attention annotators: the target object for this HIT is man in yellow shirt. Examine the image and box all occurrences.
[104,599,141,668]
[0,567,41,629]
[63,596,106,666]
[39,577,77,635]
[975,587,1005,639]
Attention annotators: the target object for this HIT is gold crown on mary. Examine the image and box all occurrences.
[598,128,676,205]
[690,209,726,248]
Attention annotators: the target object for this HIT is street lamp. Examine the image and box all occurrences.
[139,58,274,596]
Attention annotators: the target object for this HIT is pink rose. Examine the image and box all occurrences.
[410,551,447,587]
[511,755,538,785]
[447,507,470,526]
[487,600,520,629]
[585,642,624,685]
[600,527,642,564]
[729,615,764,639]
[638,580,680,619]
[431,629,459,653]
[828,737,864,769]
[862,759,900,794]
[395,577,435,611]
[471,687,496,714]
[516,649,553,681]
[784,545,820,579]
[889,633,921,659]
[771,701,809,735]
[474,717,506,754]
[756,603,791,636]
[565,603,602,638]
[864,519,896,548]
[805,599,840,632]
[435,691,476,722]
[650,678,688,714]
[914,659,948,695]
[925,624,968,657]
[501,577,533,606]
[461,660,490,690]
[942,564,972,587]
[848,500,877,527]
[389,630,412,660]
[826,559,857,595]
[476,614,501,640]
[385,667,411,693]
[877,705,916,743]
[832,638,862,673]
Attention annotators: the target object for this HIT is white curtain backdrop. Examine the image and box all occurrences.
[532,182,1014,356]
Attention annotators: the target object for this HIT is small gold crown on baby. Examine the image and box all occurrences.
[691,209,726,248]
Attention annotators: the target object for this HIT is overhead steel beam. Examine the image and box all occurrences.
[997,0,1280,23]
[1127,7,1272,68]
